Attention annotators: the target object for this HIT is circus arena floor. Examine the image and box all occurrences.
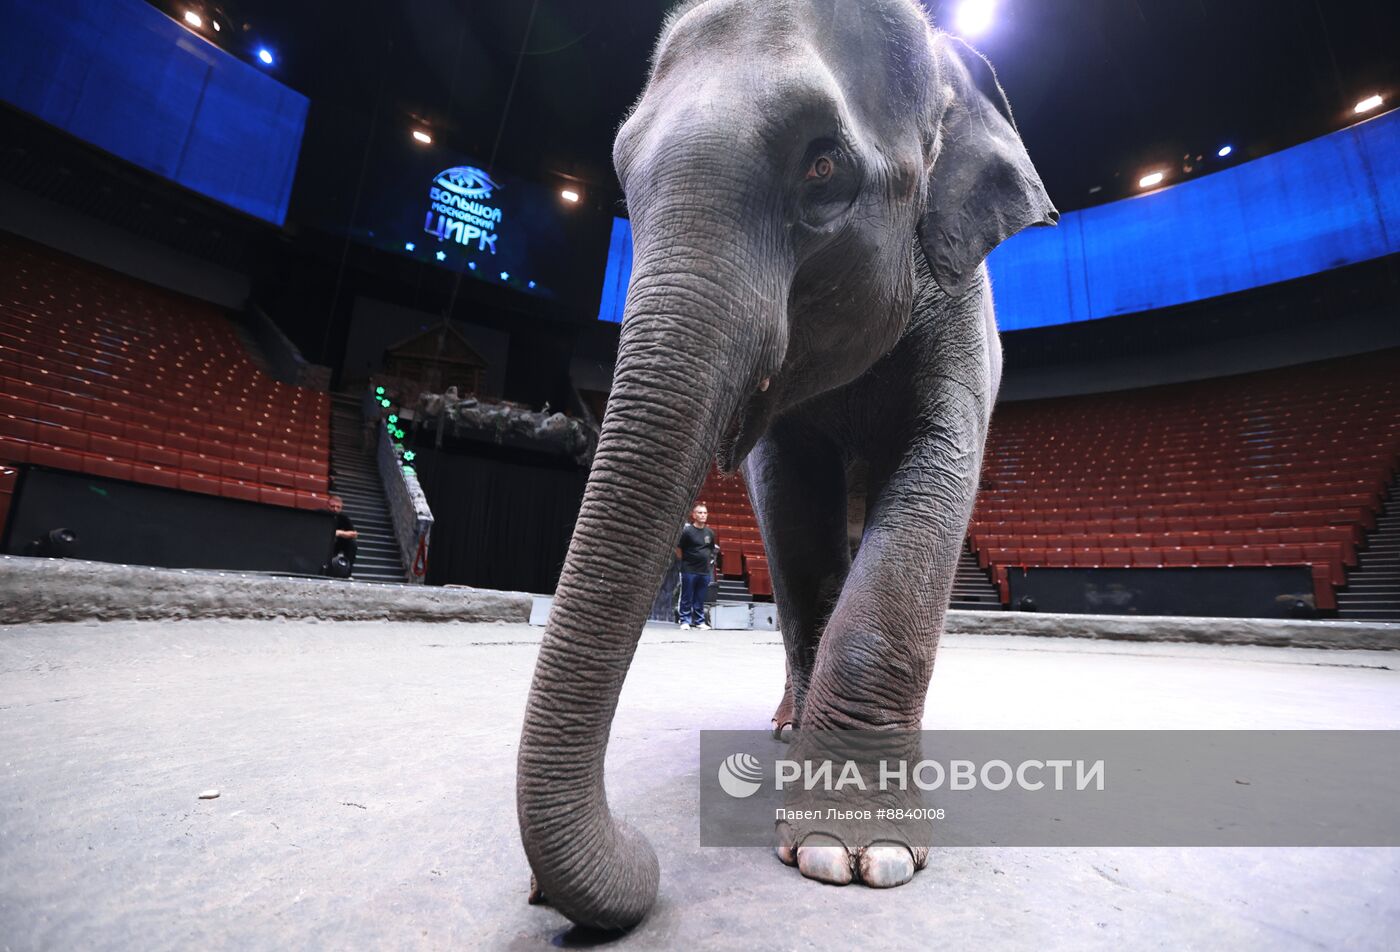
[2,618,1398,950]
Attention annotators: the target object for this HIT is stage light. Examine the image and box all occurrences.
[1354,94,1383,114]
[380,398,391,408]
[1138,170,1164,189]
[388,415,398,424]
[184,10,203,29]
[212,20,221,32]
[500,271,509,281]
[435,250,446,261]
[1217,145,1232,157]
[404,241,416,251]
[560,188,580,203]
[412,129,432,144]
[257,48,274,66]
[954,0,995,37]
[403,451,416,463]
[376,387,385,396]
[468,262,477,271]
[528,280,537,289]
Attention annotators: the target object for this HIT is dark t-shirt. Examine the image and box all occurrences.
[677,524,717,574]
[334,512,356,556]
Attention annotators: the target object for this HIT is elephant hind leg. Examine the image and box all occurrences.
[743,421,850,736]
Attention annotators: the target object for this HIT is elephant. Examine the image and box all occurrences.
[517,0,1056,931]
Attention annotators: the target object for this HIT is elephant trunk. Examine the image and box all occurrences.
[516,236,784,930]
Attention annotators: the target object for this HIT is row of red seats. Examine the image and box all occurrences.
[974,495,1377,523]
[973,526,1359,566]
[979,480,1382,507]
[984,542,1346,581]
[0,439,330,510]
[0,424,326,492]
[0,360,327,436]
[0,351,326,429]
[0,392,325,474]
[971,508,1367,541]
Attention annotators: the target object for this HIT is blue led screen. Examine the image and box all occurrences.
[0,0,308,225]
[597,108,1400,328]
[336,134,609,303]
[596,218,634,323]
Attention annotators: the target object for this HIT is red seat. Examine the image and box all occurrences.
[1162,548,1195,566]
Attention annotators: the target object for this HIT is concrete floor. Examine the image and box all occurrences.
[1,620,1397,951]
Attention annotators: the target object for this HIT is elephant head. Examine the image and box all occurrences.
[517,0,1054,930]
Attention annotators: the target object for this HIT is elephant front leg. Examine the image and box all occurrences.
[779,422,983,888]
[743,424,851,739]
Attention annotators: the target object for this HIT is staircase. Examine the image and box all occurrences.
[950,541,1003,611]
[717,577,753,603]
[1337,471,1400,622]
[328,394,408,584]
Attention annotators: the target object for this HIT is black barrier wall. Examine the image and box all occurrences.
[4,467,334,575]
[1007,566,1319,617]
[410,446,585,594]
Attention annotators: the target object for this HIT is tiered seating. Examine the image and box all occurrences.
[700,468,771,597]
[0,233,330,510]
[971,350,1400,612]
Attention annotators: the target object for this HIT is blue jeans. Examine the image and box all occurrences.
[678,571,710,626]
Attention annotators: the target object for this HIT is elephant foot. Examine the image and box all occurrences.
[772,728,932,887]
[775,823,927,888]
[770,681,797,740]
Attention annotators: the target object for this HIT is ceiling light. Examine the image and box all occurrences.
[257,48,274,66]
[212,20,221,32]
[1138,171,1164,189]
[954,0,995,37]
[412,129,432,144]
[1354,94,1383,114]
[1217,145,1232,157]
[183,10,203,28]
[560,188,580,203]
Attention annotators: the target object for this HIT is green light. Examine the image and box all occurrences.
[388,414,398,424]
[375,386,385,396]
[380,398,390,408]
[403,451,416,463]
[394,428,406,439]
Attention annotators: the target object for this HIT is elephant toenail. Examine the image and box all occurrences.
[796,835,853,885]
[858,844,916,888]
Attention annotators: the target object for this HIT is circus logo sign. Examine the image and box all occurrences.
[424,165,504,254]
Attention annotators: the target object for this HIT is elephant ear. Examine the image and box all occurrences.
[918,35,1058,296]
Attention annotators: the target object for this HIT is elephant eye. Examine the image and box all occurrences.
[805,154,836,183]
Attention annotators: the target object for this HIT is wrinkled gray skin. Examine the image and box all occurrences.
[517,0,1055,931]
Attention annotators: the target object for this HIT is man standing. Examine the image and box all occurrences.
[675,502,718,630]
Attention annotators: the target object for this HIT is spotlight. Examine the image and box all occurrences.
[435,250,446,261]
[1217,145,1232,157]
[412,129,433,144]
[500,272,510,281]
[184,10,203,28]
[528,280,537,289]
[560,188,580,203]
[404,241,416,251]
[954,0,995,37]
[1354,94,1383,114]
[257,48,274,66]
[468,262,477,271]
[1138,171,1164,189]
[212,20,221,32]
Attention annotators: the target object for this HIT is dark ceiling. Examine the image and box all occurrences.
[155,0,1400,214]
